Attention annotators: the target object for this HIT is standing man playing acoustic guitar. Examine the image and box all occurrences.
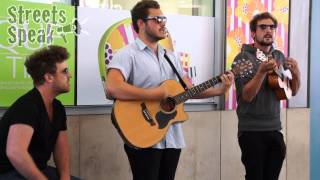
[105,0,233,180]
[232,12,301,180]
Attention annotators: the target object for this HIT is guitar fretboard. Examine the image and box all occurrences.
[173,76,221,104]
[273,65,284,80]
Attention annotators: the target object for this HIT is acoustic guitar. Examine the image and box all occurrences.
[111,59,253,148]
[267,56,292,100]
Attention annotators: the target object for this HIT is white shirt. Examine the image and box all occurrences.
[107,38,186,149]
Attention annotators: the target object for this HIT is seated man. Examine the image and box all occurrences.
[0,45,79,180]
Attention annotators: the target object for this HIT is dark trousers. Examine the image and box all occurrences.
[0,166,80,180]
[238,131,286,180]
[124,144,181,180]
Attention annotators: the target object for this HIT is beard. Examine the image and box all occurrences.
[53,83,70,94]
[58,88,69,94]
[257,39,273,46]
[256,35,274,46]
[145,27,165,42]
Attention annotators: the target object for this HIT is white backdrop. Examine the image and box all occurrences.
[77,7,215,105]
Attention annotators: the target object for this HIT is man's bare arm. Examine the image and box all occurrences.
[6,124,47,180]
[53,131,71,180]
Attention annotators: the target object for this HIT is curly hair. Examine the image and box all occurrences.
[249,12,278,32]
[24,45,69,85]
[131,0,160,33]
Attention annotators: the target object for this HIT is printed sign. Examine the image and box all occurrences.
[0,0,76,106]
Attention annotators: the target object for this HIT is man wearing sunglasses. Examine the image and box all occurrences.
[232,12,301,180]
[0,46,79,180]
[106,0,233,180]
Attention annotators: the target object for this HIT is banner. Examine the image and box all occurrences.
[225,0,290,110]
[77,7,215,105]
[0,0,76,107]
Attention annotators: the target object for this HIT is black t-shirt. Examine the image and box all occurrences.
[0,88,67,173]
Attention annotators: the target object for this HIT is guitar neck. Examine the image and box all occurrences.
[169,60,251,105]
[173,76,221,104]
[267,54,284,79]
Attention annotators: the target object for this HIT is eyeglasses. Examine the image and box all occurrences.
[257,24,277,30]
[61,68,69,75]
[143,16,167,24]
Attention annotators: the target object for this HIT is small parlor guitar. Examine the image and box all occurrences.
[111,59,253,148]
[267,56,293,100]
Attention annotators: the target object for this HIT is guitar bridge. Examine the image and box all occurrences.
[141,103,156,126]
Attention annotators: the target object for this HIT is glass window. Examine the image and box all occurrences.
[15,0,71,4]
[79,0,214,17]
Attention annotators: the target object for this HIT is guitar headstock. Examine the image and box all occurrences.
[231,59,254,78]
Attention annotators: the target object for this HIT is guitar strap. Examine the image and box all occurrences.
[163,50,188,90]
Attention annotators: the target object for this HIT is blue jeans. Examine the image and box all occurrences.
[0,166,80,180]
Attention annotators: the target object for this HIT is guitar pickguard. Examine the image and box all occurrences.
[155,111,177,129]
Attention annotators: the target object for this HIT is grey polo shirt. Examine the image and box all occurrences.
[107,38,187,149]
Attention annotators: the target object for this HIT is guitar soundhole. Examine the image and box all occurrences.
[160,97,176,113]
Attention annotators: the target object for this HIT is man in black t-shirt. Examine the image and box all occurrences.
[0,46,79,180]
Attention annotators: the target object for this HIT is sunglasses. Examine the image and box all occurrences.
[143,16,167,24]
[257,24,277,30]
[61,67,69,74]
